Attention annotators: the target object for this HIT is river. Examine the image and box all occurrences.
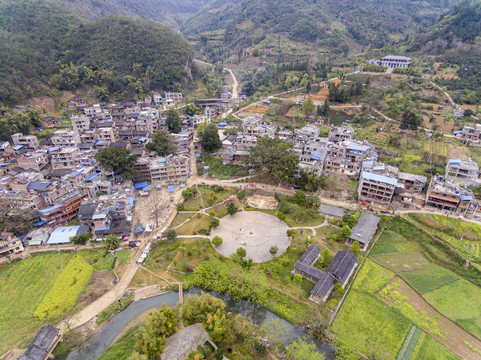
[66,289,335,360]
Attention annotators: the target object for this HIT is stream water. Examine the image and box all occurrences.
[66,289,335,360]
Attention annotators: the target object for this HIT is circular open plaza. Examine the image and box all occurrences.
[210,211,290,263]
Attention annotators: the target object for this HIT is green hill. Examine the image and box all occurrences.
[0,0,194,105]
[409,0,481,53]
[183,0,457,55]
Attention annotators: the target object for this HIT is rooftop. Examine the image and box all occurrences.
[349,213,380,245]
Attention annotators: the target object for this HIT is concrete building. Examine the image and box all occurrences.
[445,158,479,185]
[70,115,90,132]
[381,55,411,68]
[17,151,49,171]
[328,125,354,143]
[150,155,190,184]
[459,124,481,146]
[11,133,39,150]
[426,176,478,214]
[51,148,79,169]
[358,162,399,204]
[165,92,183,103]
[51,130,80,148]
[324,140,375,177]
[0,232,24,258]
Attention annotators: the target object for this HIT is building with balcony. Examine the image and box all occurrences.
[445,158,479,185]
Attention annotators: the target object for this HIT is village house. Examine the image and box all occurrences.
[11,133,39,150]
[346,213,380,250]
[19,324,61,360]
[0,232,24,258]
[67,96,87,108]
[426,175,478,215]
[381,55,411,68]
[318,204,345,218]
[459,124,481,146]
[51,130,81,148]
[324,140,375,177]
[445,158,479,185]
[328,125,354,143]
[358,162,399,204]
[293,245,357,303]
[70,115,90,132]
[150,155,190,184]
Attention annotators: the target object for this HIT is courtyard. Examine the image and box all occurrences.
[210,211,290,262]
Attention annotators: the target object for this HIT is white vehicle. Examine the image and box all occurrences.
[144,224,153,235]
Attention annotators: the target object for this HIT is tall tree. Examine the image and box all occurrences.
[143,191,165,228]
[303,97,315,117]
[400,110,423,130]
[247,137,299,182]
[166,109,182,133]
[95,147,137,179]
[146,130,175,156]
[200,123,221,152]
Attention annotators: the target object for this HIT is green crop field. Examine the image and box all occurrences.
[0,252,75,355]
[371,252,429,272]
[371,231,419,255]
[457,317,481,339]
[353,258,395,293]
[332,289,411,359]
[411,332,460,360]
[423,279,481,321]
[401,264,460,294]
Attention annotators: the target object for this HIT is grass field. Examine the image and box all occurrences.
[175,214,213,235]
[423,279,481,321]
[371,231,418,255]
[371,252,429,272]
[353,258,395,293]
[401,264,460,294]
[332,289,411,359]
[411,332,460,360]
[0,252,74,354]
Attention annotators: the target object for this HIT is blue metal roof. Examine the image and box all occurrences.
[167,185,175,192]
[134,181,148,189]
[92,213,107,220]
[39,204,63,214]
[180,182,186,187]
[34,220,46,226]
[361,171,398,186]
[127,196,134,210]
[346,143,370,152]
[48,226,81,244]
[461,195,473,201]
[311,156,320,160]
[70,171,82,175]
[85,173,100,182]
[158,158,167,163]
[48,147,59,152]
[362,160,374,166]
[95,226,110,231]
[13,145,23,150]
[448,159,461,164]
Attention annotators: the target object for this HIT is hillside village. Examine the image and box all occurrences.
[2,55,481,360]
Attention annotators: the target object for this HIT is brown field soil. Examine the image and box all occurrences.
[433,73,460,80]
[60,90,76,103]
[28,96,58,114]
[434,62,443,71]
[74,270,115,311]
[246,194,278,209]
[243,104,271,114]
[380,277,481,360]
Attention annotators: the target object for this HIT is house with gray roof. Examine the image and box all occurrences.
[347,213,380,250]
[318,204,345,218]
[161,323,217,360]
[19,324,61,360]
[294,245,357,303]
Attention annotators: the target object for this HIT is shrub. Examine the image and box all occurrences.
[270,245,279,256]
[294,274,303,283]
[212,236,223,247]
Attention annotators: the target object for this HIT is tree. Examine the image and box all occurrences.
[464,109,475,117]
[293,274,303,283]
[210,218,220,228]
[236,247,246,258]
[294,190,307,206]
[306,80,312,94]
[146,130,175,156]
[182,187,196,200]
[185,104,199,116]
[164,229,177,242]
[340,225,352,239]
[335,340,361,360]
[226,202,238,216]
[320,100,330,116]
[287,338,325,360]
[262,318,290,345]
[302,97,315,117]
[105,234,120,250]
[70,232,92,245]
[351,240,360,256]
[400,110,423,130]
[246,137,299,182]
[135,305,178,358]
[269,245,279,256]
[144,191,165,228]
[201,123,221,152]
[343,214,358,228]
[95,147,137,179]
[166,109,182,133]
[212,236,223,247]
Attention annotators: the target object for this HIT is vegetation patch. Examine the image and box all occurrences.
[352,258,395,293]
[0,252,73,355]
[34,255,93,321]
[411,332,460,360]
[423,279,481,322]
[401,264,460,294]
[97,325,139,360]
[332,289,411,359]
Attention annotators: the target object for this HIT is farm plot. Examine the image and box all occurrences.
[411,333,460,360]
[332,289,411,359]
[0,253,74,355]
[371,231,419,255]
[353,258,395,293]
[371,252,429,272]
[400,264,460,294]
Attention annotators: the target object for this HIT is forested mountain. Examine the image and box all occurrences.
[183,0,457,54]
[54,0,207,29]
[408,0,481,53]
[0,0,194,105]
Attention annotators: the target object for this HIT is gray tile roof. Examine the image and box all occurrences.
[318,204,345,218]
[326,249,357,284]
[348,213,380,245]
[19,324,59,360]
[311,272,335,299]
[298,244,320,265]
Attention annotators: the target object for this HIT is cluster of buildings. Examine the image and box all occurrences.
[368,55,411,69]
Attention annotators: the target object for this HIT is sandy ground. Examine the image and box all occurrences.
[246,194,278,209]
[210,211,290,263]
